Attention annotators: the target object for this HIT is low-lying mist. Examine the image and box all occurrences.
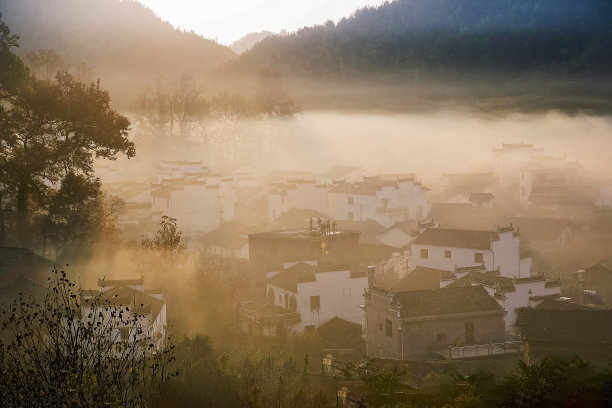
[111,110,612,184]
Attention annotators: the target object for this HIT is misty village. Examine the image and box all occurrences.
[1,0,612,407]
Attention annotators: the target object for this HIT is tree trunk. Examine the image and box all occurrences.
[0,189,5,246]
[16,179,29,247]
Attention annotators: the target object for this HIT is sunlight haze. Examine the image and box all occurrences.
[136,0,389,44]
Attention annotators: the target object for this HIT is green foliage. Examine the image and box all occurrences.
[239,0,612,77]
[0,16,134,251]
[0,0,236,107]
[0,267,176,407]
[497,356,612,408]
[46,172,124,260]
[141,215,185,262]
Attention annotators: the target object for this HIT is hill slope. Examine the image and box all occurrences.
[0,0,237,106]
[231,31,274,55]
[237,0,612,76]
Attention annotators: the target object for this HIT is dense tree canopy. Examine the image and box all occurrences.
[0,13,134,255]
[235,0,612,78]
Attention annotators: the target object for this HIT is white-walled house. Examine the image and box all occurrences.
[597,183,612,208]
[316,166,370,185]
[492,142,541,189]
[519,157,583,207]
[81,278,167,350]
[467,270,561,338]
[411,226,531,279]
[156,160,208,183]
[328,177,429,228]
[268,180,328,221]
[151,180,220,236]
[241,261,368,335]
[409,225,561,337]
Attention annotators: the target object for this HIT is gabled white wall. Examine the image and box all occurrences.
[296,270,367,330]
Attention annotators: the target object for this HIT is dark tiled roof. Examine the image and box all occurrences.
[533,298,587,310]
[390,267,443,292]
[393,286,503,318]
[270,208,328,229]
[441,172,496,188]
[412,228,498,250]
[267,263,361,293]
[0,276,47,305]
[388,220,419,234]
[267,262,316,292]
[329,182,380,196]
[586,258,612,273]
[518,309,612,344]
[197,221,253,249]
[318,316,362,338]
[0,247,52,285]
[471,272,516,292]
[498,217,576,243]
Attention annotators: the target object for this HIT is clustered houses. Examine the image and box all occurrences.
[328,176,429,227]
[492,142,542,190]
[80,278,167,350]
[83,146,612,364]
[268,180,328,220]
[519,156,586,208]
[104,160,252,238]
[268,175,429,228]
[407,225,561,338]
[240,261,368,335]
[411,226,531,278]
[365,285,505,359]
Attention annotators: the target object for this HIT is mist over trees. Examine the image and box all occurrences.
[133,69,298,167]
[0,0,237,107]
[0,14,134,257]
[237,0,612,77]
[230,31,274,54]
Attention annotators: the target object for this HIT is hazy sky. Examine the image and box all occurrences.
[136,0,388,44]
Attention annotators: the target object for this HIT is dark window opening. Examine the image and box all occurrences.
[310,295,320,311]
[385,319,393,337]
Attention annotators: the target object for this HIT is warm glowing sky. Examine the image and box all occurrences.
[136,0,389,45]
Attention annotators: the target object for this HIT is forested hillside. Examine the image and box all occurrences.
[0,0,237,106]
[235,0,612,77]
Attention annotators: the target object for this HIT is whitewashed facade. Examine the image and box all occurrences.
[266,262,368,331]
[328,177,429,228]
[268,181,328,221]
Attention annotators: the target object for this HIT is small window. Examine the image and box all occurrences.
[436,333,447,342]
[348,212,354,221]
[474,252,483,263]
[420,249,429,259]
[347,196,354,204]
[444,250,451,259]
[310,295,320,311]
[385,319,393,337]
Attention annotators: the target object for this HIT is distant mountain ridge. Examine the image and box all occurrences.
[231,31,274,54]
[232,0,612,77]
[0,0,237,106]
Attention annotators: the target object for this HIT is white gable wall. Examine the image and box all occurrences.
[295,270,367,330]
